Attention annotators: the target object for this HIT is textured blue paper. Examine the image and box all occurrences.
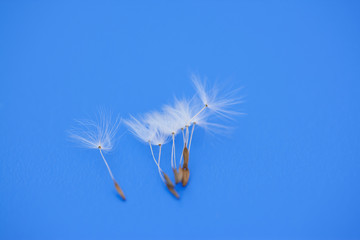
[1,1,360,239]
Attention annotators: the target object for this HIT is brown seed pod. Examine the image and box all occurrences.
[113,180,126,200]
[178,167,183,177]
[163,172,180,199]
[182,168,190,187]
[173,168,183,184]
[183,145,189,169]
[163,172,175,189]
[167,186,180,199]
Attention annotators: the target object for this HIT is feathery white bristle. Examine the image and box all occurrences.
[124,114,170,146]
[143,111,178,136]
[156,107,185,135]
[123,115,155,143]
[150,130,170,146]
[164,98,208,128]
[191,74,242,119]
[69,113,120,152]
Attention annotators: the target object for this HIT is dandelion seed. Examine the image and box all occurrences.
[191,74,242,119]
[69,112,126,200]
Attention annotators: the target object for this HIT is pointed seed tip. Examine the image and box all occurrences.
[168,187,180,199]
[114,181,126,201]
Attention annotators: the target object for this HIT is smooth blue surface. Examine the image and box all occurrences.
[1,1,360,239]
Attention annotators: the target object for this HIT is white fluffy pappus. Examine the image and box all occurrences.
[145,109,183,136]
[149,130,170,146]
[191,74,243,119]
[69,113,121,152]
[123,115,155,143]
[123,114,170,146]
[163,97,208,128]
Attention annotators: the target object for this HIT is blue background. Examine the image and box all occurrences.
[1,1,359,239]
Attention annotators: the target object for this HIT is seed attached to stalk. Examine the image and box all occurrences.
[182,168,190,187]
[114,180,126,200]
[163,172,179,199]
[182,144,189,168]
[181,144,190,186]
[173,168,183,184]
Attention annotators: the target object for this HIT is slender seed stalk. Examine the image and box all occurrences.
[149,142,165,182]
[181,128,185,144]
[188,123,196,152]
[158,144,162,169]
[99,148,114,180]
[172,132,183,183]
[157,144,165,183]
[172,133,176,168]
[172,132,183,184]
[188,104,208,124]
[171,133,174,168]
[179,128,186,165]
[99,147,126,200]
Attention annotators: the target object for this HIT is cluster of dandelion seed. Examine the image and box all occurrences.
[68,75,241,200]
[124,75,242,198]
